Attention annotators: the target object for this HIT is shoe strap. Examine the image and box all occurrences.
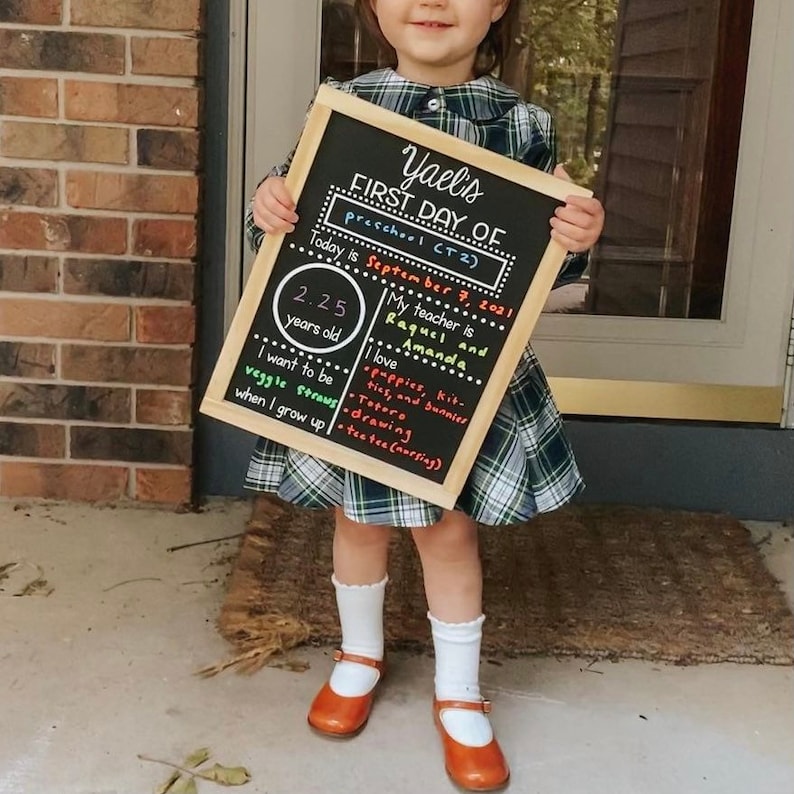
[333,649,385,672]
[435,698,492,714]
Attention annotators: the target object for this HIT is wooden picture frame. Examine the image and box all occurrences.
[201,84,591,509]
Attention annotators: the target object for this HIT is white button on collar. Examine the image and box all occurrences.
[426,98,441,111]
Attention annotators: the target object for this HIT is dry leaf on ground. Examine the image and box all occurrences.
[184,748,212,768]
[141,748,251,792]
[196,764,252,786]
[170,778,198,794]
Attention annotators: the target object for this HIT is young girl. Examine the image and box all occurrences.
[246,1,604,789]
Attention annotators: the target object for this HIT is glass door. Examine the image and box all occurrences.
[240,0,794,424]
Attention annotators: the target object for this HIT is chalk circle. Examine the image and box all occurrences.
[273,262,366,354]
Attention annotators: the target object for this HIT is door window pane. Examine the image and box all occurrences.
[321,0,380,81]
[319,0,752,320]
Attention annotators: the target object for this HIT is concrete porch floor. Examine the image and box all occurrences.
[1,500,793,794]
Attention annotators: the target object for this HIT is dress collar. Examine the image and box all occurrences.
[351,68,521,122]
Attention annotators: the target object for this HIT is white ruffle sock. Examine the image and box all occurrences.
[328,574,388,697]
[429,612,493,747]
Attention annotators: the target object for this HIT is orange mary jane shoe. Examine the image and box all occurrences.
[307,649,386,738]
[433,698,510,792]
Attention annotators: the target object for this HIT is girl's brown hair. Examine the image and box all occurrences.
[353,0,519,79]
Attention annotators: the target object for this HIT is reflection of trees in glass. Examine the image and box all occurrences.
[321,0,381,81]
[502,0,617,188]
[321,0,617,189]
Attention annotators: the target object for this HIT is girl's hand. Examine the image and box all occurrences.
[252,176,299,234]
[550,164,605,253]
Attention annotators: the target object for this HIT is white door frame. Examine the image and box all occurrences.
[532,0,794,425]
[223,0,322,327]
[225,0,794,426]
[785,303,794,429]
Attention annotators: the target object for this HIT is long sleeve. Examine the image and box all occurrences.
[245,200,265,254]
[519,107,589,288]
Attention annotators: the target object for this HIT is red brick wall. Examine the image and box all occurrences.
[0,1,203,504]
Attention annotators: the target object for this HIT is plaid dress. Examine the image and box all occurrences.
[244,68,586,527]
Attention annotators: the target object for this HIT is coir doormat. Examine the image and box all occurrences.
[208,495,794,674]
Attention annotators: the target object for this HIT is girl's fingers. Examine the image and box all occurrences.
[258,196,298,226]
[262,218,296,234]
[554,203,592,228]
[268,179,298,219]
[550,214,601,252]
[253,205,295,234]
[252,177,299,232]
[550,225,598,252]
[550,195,605,251]
[551,229,588,253]
[556,196,604,223]
[253,180,300,232]
[562,194,605,218]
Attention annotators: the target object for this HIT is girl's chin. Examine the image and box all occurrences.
[399,50,467,70]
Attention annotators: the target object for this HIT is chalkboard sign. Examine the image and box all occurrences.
[201,84,591,509]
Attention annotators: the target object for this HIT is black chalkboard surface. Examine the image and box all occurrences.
[201,85,591,509]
